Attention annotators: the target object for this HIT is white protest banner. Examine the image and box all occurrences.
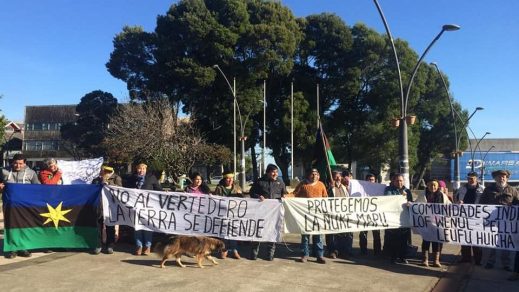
[410,203,519,251]
[57,157,103,184]
[283,196,410,235]
[349,179,387,197]
[102,185,284,242]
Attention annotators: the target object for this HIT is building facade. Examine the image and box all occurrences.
[23,105,77,167]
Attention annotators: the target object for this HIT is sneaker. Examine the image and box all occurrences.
[106,247,114,254]
[484,263,494,269]
[504,266,512,272]
[5,252,17,259]
[300,256,308,263]
[18,250,32,257]
[317,257,327,264]
[92,247,102,255]
[221,251,228,259]
[233,250,241,260]
[329,251,337,259]
[398,258,408,264]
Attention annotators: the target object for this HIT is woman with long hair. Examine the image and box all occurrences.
[184,172,211,195]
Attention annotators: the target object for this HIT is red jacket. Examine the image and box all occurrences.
[38,169,62,185]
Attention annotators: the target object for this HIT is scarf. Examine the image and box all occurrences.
[136,175,145,189]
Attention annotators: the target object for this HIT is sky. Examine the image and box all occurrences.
[1,0,518,140]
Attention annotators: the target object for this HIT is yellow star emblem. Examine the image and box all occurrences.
[39,202,72,228]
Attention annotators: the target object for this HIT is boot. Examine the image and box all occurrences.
[433,252,442,268]
[421,251,429,267]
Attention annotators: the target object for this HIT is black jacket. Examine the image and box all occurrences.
[125,173,162,191]
[249,175,287,199]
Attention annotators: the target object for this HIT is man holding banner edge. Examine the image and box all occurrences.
[384,173,413,264]
[249,164,287,261]
[294,168,328,264]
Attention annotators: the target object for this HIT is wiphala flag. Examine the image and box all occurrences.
[2,183,101,252]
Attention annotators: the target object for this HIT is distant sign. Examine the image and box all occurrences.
[452,152,519,182]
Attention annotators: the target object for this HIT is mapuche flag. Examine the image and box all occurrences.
[2,183,101,252]
[312,121,337,184]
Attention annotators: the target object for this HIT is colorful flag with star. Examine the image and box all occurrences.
[2,183,102,252]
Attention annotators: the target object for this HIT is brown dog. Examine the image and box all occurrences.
[155,235,225,268]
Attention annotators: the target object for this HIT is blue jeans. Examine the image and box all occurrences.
[134,230,153,248]
[301,234,324,258]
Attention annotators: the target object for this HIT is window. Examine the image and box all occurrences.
[32,123,42,131]
[24,140,59,151]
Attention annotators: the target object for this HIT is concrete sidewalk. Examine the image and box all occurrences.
[1,206,518,291]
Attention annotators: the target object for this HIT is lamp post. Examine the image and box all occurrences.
[471,131,490,172]
[213,65,247,190]
[373,0,460,187]
[480,145,495,184]
[431,63,483,190]
[263,80,266,174]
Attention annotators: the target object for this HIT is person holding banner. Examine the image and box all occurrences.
[326,169,350,259]
[249,164,287,261]
[456,171,484,265]
[359,173,382,256]
[213,171,243,259]
[295,168,328,264]
[384,173,413,264]
[480,169,519,271]
[93,165,122,254]
[184,172,211,195]
[421,180,448,268]
[38,158,63,185]
[126,162,162,256]
[1,153,40,259]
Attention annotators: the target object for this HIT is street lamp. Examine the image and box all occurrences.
[213,65,248,190]
[431,62,483,190]
[471,131,490,172]
[480,145,495,184]
[373,0,460,187]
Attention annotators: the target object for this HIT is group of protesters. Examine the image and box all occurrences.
[1,153,519,281]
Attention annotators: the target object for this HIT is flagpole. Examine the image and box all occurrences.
[291,81,294,180]
[316,84,320,129]
[319,120,334,185]
[263,79,267,174]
